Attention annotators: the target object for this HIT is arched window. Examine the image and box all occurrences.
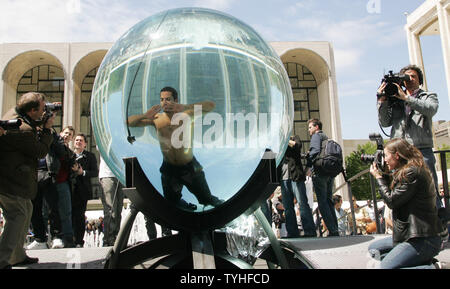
[80,67,98,154]
[17,65,65,132]
[284,62,320,155]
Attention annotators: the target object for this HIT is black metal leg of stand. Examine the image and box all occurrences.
[191,231,216,269]
[106,204,139,269]
[254,208,289,269]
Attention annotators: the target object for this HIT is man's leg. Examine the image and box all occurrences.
[0,194,31,267]
[183,170,222,207]
[55,182,74,246]
[100,177,124,246]
[30,183,47,243]
[312,175,339,236]
[420,148,442,209]
[327,177,339,229]
[280,180,300,238]
[72,195,88,247]
[293,181,316,236]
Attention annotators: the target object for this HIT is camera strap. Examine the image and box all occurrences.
[14,107,40,132]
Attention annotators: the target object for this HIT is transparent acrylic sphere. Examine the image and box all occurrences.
[91,7,293,211]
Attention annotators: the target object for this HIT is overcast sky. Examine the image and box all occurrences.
[0,0,448,140]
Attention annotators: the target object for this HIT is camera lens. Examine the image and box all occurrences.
[361,154,375,163]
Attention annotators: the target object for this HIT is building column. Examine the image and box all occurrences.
[406,27,427,89]
[437,0,450,105]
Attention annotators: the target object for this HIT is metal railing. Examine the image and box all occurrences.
[327,149,450,236]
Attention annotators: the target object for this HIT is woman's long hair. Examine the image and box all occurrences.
[384,138,430,189]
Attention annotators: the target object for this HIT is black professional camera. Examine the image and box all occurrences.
[361,133,386,173]
[379,70,410,101]
[45,102,62,114]
[0,119,22,130]
[41,102,62,124]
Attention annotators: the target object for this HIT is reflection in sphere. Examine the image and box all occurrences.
[91,7,293,212]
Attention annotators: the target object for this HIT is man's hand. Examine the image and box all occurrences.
[144,105,161,120]
[0,127,5,136]
[306,167,312,177]
[377,82,387,102]
[393,83,408,101]
[72,163,84,176]
[43,111,56,129]
[288,139,296,147]
[163,101,184,113]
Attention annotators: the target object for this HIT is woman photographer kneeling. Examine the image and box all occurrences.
[368,138,443,269]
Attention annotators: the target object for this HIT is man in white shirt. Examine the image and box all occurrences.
[99,156,124,247]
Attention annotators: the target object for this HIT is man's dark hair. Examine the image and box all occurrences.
[75,133,87,143]
[160,87,178,101]
[400,64,423,85]
[17,92,46,114]
[332,194,342,205]
[308,118,322,130]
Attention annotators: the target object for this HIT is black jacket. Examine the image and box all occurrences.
[376,166,442,245]
[72,150,98,201]
[280,135,305,182]
[41,132,74,182]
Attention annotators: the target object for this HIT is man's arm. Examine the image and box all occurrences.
[406,92,438,119]
[127,105,161,127]
[306,133,321,168]
[376,82,393,127]
[165,101,215,116]
[84,152,99,178]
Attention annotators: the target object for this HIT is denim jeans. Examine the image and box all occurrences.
[31,178,59,242]
[312,174,338,235]
[420,148,442,209]
[368,236,441,269]
[55,182,74,243]
[280,180,300,237]
[292,181,316,236]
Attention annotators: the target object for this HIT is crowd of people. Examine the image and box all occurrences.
[0,92,124,268]
[266,64,448,269]
[0,63,449,270]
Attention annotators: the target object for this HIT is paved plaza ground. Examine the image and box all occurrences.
[14,234,450,269]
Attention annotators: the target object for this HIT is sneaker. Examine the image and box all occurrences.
[27,240,48,250]
[51,238,64,249]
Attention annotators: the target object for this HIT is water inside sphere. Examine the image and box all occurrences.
[91,7,293,212]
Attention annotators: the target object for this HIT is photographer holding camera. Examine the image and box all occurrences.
[0,92,55,269]
[368,138,444,269]
[377,65,441,209]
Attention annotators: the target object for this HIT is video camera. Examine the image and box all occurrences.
[379,70,410,103]
[0,119,22,130]
[361,133,386,173]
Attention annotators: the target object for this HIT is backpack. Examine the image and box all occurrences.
[313,136,343,177]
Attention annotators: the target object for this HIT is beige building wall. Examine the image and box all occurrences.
[0,42,111,134]
[343,139,370,158]
[405,0,450,104]
[1,41,345,195]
